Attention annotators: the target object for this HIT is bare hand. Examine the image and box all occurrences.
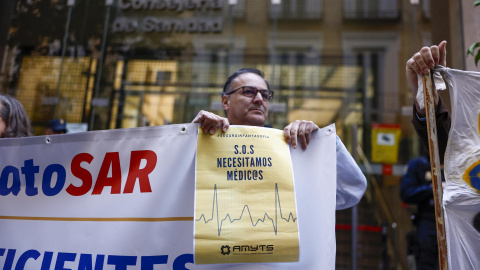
[405,41,447,116]
[192,110,229,134]
[284,120,319,150]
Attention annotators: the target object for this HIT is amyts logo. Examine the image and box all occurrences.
[220,244,274,255]
[220,245,230,255]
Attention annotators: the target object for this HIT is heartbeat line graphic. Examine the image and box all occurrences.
[196,183,297,236]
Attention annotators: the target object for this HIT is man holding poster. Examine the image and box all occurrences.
[192,68,367,266]
[192,68,367,211]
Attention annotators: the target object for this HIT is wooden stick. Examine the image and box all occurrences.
[423,72,449,269]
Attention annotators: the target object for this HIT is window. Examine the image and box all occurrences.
[422,0,430,19]
[270,0,322,20]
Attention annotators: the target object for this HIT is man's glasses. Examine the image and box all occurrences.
[225,86,274,101]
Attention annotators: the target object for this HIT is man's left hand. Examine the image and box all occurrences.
[284,120,319,150]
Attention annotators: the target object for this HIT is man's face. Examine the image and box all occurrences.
[222,73,269,126]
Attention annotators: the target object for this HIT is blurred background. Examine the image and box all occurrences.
[0,0,479,269]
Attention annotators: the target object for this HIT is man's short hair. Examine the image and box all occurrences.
[222,68,271,95]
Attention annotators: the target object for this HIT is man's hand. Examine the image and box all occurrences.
[192,110,229,134]
[284,120,319,150]
[406,40,447,117]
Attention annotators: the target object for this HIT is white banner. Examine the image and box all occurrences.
[0,123,336,270]
[439,67,480,270]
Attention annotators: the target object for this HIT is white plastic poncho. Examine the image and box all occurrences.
[435,66,480,270]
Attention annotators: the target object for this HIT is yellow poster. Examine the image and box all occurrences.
[371,123,401,164]
[194,126,299,265]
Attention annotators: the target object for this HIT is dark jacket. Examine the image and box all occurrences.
[400,156,436,220]
[411,96,451,164]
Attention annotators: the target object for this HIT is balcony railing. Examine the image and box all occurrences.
[343,0,399,20]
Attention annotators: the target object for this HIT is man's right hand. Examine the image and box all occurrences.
[405,41,447,117]
[192,110,229,134]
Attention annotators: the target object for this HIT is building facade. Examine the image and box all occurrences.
[1,0,433,154]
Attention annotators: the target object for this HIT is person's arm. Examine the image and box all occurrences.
[406,41,451,163]
[400,159,433,204]
[335,136,367,210]
[411,96,451,164]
